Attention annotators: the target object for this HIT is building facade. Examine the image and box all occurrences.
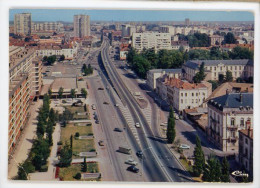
[32,22,64,33]
[238,128,253,179]
[209,35,224,45]
[14,13,32,36]
[182,59,254,82]
[9,46,42,155]
[132,32,171,52]
[207,93,253,152]
[74,15,91,38]
[166,78,211,112]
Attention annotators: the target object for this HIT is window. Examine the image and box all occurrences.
[181,99,183,104]
[214,67,216,71]
[192,99,194,103]
[240,118,244,126]
[245,138,248,145]
[231,118,235,126]
[185,93,187,97]
[192,93,194,96]
[181,93,183,97]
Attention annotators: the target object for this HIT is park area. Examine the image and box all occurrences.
[59,162,99,181]
[66,105,90,120]
[60,124,95,157]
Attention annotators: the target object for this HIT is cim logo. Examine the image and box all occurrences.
[232,171,249,177]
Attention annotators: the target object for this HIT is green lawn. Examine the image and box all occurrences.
[66,106,89,120]
[61,124,95,155]
[59,163,99,181]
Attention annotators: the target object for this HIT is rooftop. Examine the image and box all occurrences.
[166,77,208,90]
[208,93,253,110]
[239,128,253,140]
[148,69,182,74]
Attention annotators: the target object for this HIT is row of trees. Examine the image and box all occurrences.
[49,87,87,100]
[126,46,253,79]
[17,94,59,179]
[193,136,230,182]
[81,63,93,76]
[43,55,65,65]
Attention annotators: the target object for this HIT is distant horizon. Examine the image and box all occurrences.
[9,9,254,22]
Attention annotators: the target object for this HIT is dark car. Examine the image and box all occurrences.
[114,128,123,132]
[127,165,139,173]
[136,150,143,158]
[98,87,104,90]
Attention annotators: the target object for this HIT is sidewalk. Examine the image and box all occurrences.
[8,100,42,179]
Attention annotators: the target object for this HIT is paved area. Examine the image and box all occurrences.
[8,100,42,179]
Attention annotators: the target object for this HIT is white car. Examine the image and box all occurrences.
[115,103,119,107]
[135,122,140,128]
[179,144,190,149]
[125,158,138,166]
[92,104,96,110]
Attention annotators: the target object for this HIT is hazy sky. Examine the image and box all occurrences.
[9,9,254,22]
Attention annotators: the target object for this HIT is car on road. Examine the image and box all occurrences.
[179,144,190,149]
[103,101,109,105]
[135,122,140,128]
[136,150,143,158]
[174,113,179,120]
[125,158,138,166]
[114,128,123,132]
[98,87,104,90]
[91,104,96,110]
[115,103,119,107]
[127,165,139,173]
[95,120,99,124]
[98,140,105,146]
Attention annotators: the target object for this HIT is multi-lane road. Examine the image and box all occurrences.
[100,37,193,182]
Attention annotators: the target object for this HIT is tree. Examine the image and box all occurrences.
[48,88,52,97]
[70,135,73,149]
[58,87,64,99]
[17,165,28,180]
[81,88,87,99]
[193,135,205,177]
[61,108,74,127]
[31,139,50,170]
[43,56,48,62]
[202,155,222,182]
[59,55,65,61]
[225,70,233,82]
[46,55,56,65]
[224,32,237,44]
[70,89,76,101]
[46,120,53,146]
[59,143,72,167]
[82,157,87,172]
[166,107,176,144]
[218,74,225,83]
[208,80,220,92]
[229,46,253,60]
[74,172,81,180]
[221,156,230,182]
[81,64,87,75]
[193,62,206,83]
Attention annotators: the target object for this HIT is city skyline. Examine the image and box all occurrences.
[9,9,254,22]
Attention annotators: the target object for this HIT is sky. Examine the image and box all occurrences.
[9,9,254,22]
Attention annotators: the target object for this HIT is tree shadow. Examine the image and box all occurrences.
[26,138,34,144]
[147,136,167,144]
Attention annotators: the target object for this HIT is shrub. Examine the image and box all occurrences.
[39,165,48,172]
[89,149,96,152]
[75,132,80,137]
[57,141,63,145]
[86,123,92,126]
[88,133,93,136]
[74,173,81,180]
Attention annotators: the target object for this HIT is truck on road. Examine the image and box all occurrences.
[118,146,131,154]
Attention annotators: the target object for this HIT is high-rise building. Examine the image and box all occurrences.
[73,15,90,38]
[14,13,32,36]
[185,18,190,26]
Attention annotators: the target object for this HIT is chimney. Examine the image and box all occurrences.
[239,93,243,103]
[226,89,229,95]
[248,126,251,137]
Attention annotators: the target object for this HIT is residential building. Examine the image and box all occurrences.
[119,43,130,60]
[207,93,253,152]
[14,13,32,36]
[74,15,91,38]
[182,59,254,82]
[238,128,253,179]
[147,69,182,90]
[209,35,224,45]
[166,78,211,112]
[171,41,190,51]
[121,24,131,37]
[32,22,64,33]
[132,32,171,52]
[9,46,42,155]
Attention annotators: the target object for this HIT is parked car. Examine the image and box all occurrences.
[98,140,105,146]
[98,87,104,90]
[127,165,139,173]
[179,144,190,149]
[135,122,140,128]
[103,101,109,105]
[114,128,123,132]
[125,158,138,166]
[92,104,96,110]
[95,120,99,124]
[115,103,119,107]
[136,150,143,158]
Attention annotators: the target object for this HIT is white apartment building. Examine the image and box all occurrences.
[14,13,32,36]
[132,32,171,52]
[146,69,182,90]
[182,59,254,82]
[32,22,64,33]
[207,93,253,152]
[166,78,211,112]
[74,15,91,38]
